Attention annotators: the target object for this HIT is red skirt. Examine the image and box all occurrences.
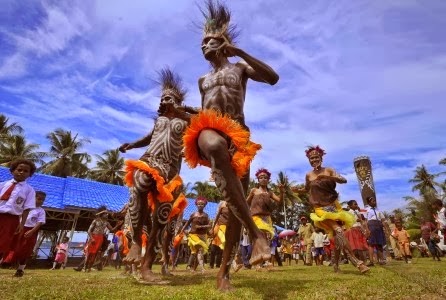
[12,227,39,261]
[0,213,20,254]
[55,252,66,263]
[87,234,104,255]
[345,227,368,251]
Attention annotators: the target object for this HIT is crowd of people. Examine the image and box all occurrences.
[0,153,445,284]
[1,1,445,294]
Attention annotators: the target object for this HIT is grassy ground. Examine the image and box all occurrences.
[1,258,445,300]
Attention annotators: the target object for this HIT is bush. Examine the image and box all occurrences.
[406,228,421,242]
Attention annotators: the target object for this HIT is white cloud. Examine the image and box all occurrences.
[1,0,445,213]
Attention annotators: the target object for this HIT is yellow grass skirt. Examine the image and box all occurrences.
[183,109,262,178]
[212,224,227,250]
[188,233,209,254]
[253,215,274,237]
[310,200,355,236]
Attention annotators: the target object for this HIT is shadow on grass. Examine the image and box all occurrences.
[235,268,365,299]
[128,271,216,287]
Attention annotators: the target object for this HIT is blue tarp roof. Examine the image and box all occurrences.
[0,167,219,219]
[182,201,219,221]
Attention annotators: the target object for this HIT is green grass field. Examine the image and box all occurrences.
[1,258,445,300]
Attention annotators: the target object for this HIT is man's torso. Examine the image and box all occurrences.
[200,63,247,125]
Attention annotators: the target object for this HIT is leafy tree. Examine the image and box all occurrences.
[409,165,440,199]
[40,128,91,178]
[0,114,23,142]
[191,180,221,202]
[0,134,45,167]
[403,164,442,227]
[270,171,299,228]
[89,149,125,185]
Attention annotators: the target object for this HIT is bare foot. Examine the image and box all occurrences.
[249,237,271,266]
[216,271,233,292]
[124,243,141,263]
[139,269,167,284]
[161,264,174,276]
[333,265,341,273]
[358,263,370,274]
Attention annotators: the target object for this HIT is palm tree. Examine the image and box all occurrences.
[0,135,45,167]
[0,114,23,139]
[89,149,125,185]
[409,165,440,199]
[40,128,91,178]
[191,181,221,202]
[271,171,299,228]
[177,182,195,198]
[403,195,436,223]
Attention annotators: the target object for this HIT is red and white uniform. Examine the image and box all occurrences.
[0,179,36,254]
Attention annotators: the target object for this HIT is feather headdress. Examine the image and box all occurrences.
[305,145,326,158]
[255,168,271,179]
[157,68,186,104]
[200,0,239,44]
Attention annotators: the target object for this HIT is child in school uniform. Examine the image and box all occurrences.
[11,191,46,277]
[0,159,36,261]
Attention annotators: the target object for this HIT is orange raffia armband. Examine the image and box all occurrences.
[115,230,129,255]
[183,109,262,178]
[141,233,148,249]
[173,232,184,249]
[125,163,184,211]
[124,160,172,201]
[168,193,188,221]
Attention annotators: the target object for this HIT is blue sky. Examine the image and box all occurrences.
[0,0,445,213]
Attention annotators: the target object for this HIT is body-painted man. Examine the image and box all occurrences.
[182,1,279,290]
[295,146,369,273]
[119,69,191,283]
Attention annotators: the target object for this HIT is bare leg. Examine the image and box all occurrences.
[323,220,369,274]
[197,248,205,273]
[141,200,172,283]
[125,170,153,264]
[332,247,341,272]
[216,211,241,291]
[368,246,376,265]
[162,218,177,276]
[198,130,270,268]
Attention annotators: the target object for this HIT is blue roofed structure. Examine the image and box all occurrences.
[63,177,129,212]
[0,167,220,232]
[183,200,219,221]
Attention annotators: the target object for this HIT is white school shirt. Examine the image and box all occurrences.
[365,206,385,221]
[348,209,362,227]
[24,207,46,228]
[0,179,36,215]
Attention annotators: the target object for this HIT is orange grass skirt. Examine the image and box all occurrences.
[125,161,183,210]
[183,110,261,178]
